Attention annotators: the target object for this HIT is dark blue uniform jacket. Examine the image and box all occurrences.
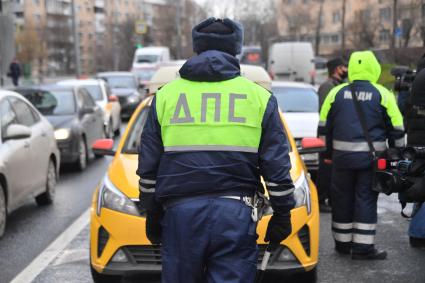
[137,50,295,213]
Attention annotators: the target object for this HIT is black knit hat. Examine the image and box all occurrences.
[326,57,346,76]
[192,18,244,56]
[411,69,425,106]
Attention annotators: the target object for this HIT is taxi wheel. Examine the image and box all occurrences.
[90,265,122,283]
[35,159,56,206]
[0,185,6,238]
[296,267,317,283]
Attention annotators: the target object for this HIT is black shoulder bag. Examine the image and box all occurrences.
[349,84,377,160]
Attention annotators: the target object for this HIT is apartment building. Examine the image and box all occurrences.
[277,0,425,55]
[1,0,74,74]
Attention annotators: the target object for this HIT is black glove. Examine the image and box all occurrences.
[140,191,163,244]
[146,208,163,244]
[265,212,292,244]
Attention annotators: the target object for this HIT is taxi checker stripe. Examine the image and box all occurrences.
[268,188,295,197]
[139,178,156,185]
[353,233,375,244]
[164,145,258,153]
[333,140,387,152]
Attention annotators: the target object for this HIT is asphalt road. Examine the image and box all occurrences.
[29,195,425,283]
[1,124,424,282]
[0,156,112,283]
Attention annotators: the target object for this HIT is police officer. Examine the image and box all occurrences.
[137,18,295,282]
[317,58,348,212]
[319,51,404,259]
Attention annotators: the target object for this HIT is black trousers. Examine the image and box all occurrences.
[331,167,379,254]
[317,152,332,203]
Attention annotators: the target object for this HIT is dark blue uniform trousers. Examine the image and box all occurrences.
[331,167,379,254]
[161,197,258,283]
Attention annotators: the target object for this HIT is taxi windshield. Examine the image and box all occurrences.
[122,106,150,154]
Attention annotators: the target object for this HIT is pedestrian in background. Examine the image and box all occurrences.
[137,18,295,283]
[8,58,21,87]
[317,58,347,212]
[319,51,404,259]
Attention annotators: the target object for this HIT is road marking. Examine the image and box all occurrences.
[10,209,90,283]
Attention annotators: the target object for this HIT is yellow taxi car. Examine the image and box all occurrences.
[89,65,322,283]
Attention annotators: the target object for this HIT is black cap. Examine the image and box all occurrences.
[326,58,346,76]
[192,17,243,56]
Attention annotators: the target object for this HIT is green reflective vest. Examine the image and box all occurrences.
[155,76,271,153]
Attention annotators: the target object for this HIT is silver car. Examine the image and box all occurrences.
[0,90,60,238]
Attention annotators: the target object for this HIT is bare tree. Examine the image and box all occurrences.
[341,0,347,53]
[16,19,48,80]
[314,0,325,55]
[280,1,315,41]
[348,6,381,49]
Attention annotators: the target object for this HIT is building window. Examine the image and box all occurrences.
[332,11,341,23]
[379,7,391,22]
[379,29,390,42]
[33,0,40,5]
[331,34,340,43]
[360,10,371,21]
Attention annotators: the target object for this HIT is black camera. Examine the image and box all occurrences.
[374,148,425,202]
[391,66,416,92]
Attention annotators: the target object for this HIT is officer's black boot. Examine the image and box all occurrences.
[352,249,387,260]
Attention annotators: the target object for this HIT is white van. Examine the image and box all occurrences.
[132,46,171,69]
[268,42,316,84]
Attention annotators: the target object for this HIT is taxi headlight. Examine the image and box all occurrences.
[54,128,70,140]
[97,175,139,216]
[263,171,312,216]
[293,171,312,214]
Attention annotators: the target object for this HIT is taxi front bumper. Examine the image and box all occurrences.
[90,183,319,276]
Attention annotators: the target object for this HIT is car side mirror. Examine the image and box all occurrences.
[3,124,31,141]
[108,95,118,102]
[80,107,95,116]
[298,137,326,155]
[92,139,115,156]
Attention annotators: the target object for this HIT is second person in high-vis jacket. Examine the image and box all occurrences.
[319,51,404,260]
[137,18,295,283]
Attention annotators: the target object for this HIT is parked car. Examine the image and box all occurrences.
[268,42,316,84]
[272,81,320,171]
[89,65,321,283]
[57,79,121,138]
[14,85,104,171]
[97,72,143,119]
[0,90,60,237]
[132,46,170,69]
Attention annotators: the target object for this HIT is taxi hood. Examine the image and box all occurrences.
[348,51,381,83]
[108,152,302,200]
